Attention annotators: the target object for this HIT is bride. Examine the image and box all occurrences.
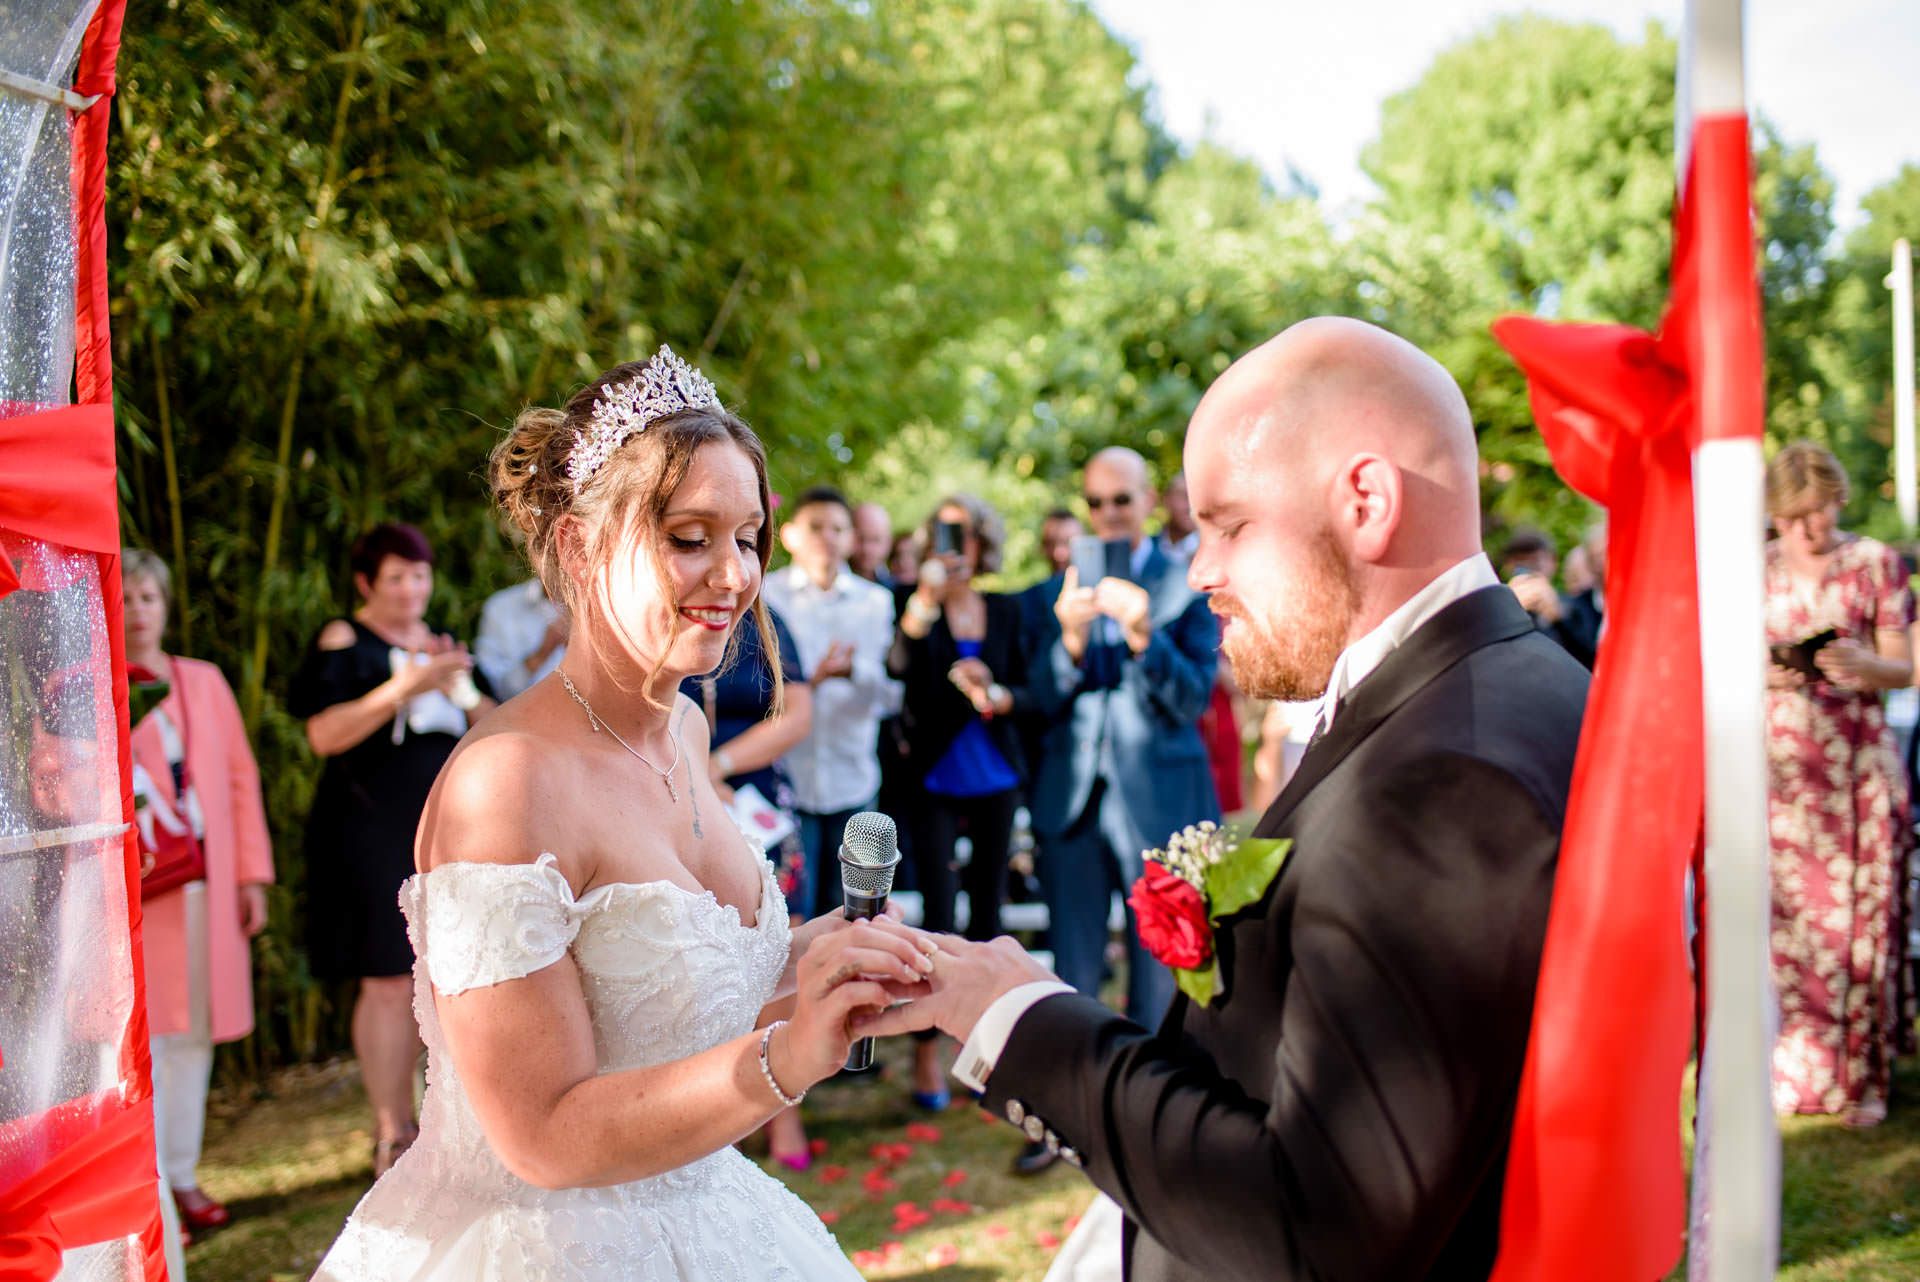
[313,346,936,1280]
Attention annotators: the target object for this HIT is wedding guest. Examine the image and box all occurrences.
[1157,471,1198,562]
[886,533,920,589]
[122,550,275,1234]
[890,493,1032,1109]
[763,485,902,919]
[291,523,496,1176]
[474,576,567,701]
[1765,441,1914,1127]
[1502,527,1601,669]
[1018,447,1220,1171]
[850,501,895,586]
[1038,507,1083,579]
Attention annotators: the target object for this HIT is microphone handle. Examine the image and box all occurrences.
[841,884,890,1072]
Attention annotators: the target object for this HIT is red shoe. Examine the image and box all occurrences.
[171,1187,230,1232]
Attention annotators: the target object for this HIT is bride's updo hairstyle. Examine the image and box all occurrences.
[490,357,778,708]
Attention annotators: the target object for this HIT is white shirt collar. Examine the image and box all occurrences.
[782,563,852,597]
[1312,553,1500,736]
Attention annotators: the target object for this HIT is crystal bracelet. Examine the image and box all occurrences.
[758,1021,806,1108]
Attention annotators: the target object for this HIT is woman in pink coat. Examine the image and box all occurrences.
[122,549,275,1234]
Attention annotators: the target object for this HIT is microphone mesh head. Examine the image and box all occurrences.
[839,811,899,895]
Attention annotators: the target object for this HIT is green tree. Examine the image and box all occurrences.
[1352,15,1868,546]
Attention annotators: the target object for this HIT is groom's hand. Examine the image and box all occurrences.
[854,935,1055,1043]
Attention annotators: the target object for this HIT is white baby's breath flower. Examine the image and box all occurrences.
[1148,821,1232,890]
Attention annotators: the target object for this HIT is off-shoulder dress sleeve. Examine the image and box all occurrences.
[403,854,581,995]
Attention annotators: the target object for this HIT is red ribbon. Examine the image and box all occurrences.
[1488,114,1761,1282]
[0,1097,165,1281]
[0,403,119,600]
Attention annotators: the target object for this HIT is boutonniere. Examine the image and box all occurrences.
[1128,821,1290,1007]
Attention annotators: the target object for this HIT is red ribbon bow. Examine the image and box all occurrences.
[1488,114,1761,1282]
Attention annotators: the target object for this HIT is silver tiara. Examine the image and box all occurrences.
[566,345,722,493]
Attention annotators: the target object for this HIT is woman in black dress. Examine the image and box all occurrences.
[291,523,495,1174]
[888,493,1031,1109]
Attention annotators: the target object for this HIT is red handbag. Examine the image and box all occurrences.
[129,665,206,899]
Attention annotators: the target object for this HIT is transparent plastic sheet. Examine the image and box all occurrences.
[0,537,141,1276]
[0,1,91,409]
[3,3,153,1274]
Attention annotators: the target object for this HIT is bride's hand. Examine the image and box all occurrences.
[778,918,935,1088]
[788,902,904,963]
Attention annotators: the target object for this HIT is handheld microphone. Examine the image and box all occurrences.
[838,811,902,1072]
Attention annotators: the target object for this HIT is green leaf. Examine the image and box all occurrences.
[1175,958,1219,1008]
[1203,838,1291,920]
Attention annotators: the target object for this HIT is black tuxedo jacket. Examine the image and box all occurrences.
[983,586,1589,1282]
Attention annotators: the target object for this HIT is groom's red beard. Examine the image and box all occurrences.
[1214,527,1359,702]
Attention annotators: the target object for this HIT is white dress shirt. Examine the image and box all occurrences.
[761,565,903,814]
[952,551,1501,1090]
[473,578,564,701]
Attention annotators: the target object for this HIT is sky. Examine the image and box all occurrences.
[1085,0,1919,232]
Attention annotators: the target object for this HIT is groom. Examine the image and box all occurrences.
[864,317,1589,1281]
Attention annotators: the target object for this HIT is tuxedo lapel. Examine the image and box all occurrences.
[1251,586,1536,840]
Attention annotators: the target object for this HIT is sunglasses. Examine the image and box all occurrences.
[1084,492,1135,511]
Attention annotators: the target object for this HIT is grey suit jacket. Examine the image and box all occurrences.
[1023,542,1221,861]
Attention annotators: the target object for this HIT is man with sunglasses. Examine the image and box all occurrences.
[1012,447,1221,1174]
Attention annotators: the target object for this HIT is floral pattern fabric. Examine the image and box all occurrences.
[1764,534,1914,1117]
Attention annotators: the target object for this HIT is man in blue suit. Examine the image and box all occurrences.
[1026,446,1222,1046]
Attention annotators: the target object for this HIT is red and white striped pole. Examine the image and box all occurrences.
[1682,0,1779,1275]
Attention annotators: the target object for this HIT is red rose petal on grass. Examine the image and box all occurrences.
[818,1210,840,1224]
[809,1137,830,1156]
[883,1241,905,1258]
[940,1170,967,1188]
[976,1108,997,1125]
[985,1223,1010,1239]
[931,1198,974,1215]
[891,1201,933,1231]
[1036,1230,1061,1249]
[862,1167,898,1194]
[818,1164,849,1184]
[1065,1214,1082,1232]
[926,1243,960,1266]
[906,1122,943,1143]
[890,1142,916,1162]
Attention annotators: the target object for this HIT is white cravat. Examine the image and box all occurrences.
[954,552,1502,1091]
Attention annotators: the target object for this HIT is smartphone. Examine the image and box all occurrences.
[933,520,966,557]
[1769,627,1839,679]
[1068,534,1106,586]
[1069,534,1134,585]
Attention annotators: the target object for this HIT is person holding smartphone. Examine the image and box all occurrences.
[1017,447,1221,1173]
[1764,441,1915,1129]
[891,494,1032,1111]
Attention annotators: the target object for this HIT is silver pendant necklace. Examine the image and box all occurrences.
[560,670,681,803]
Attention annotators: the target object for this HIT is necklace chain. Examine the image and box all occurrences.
[560,670,681,803]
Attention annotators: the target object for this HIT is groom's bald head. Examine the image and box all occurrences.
[1183,317,1484,698]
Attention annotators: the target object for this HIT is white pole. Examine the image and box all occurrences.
[1685,1,1779,1279]
[1889,239,1916,534]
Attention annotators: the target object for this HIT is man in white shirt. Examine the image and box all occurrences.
[473,578,565,702]
[860,318,1588,1282]
[762,486,903,917]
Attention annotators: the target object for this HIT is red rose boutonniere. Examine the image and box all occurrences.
[1128,821,1290,1006]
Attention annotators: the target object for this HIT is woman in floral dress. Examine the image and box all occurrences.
[1764,442,1914,1127]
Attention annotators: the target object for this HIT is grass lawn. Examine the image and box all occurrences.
[185,1045,1920,1281]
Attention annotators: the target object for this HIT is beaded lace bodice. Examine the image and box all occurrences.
[312,852,852,1282]
[407,853,789,1074]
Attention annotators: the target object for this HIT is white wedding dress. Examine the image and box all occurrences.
[312,853,860,1281]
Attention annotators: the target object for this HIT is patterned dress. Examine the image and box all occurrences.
[1764,534,1914,1117]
